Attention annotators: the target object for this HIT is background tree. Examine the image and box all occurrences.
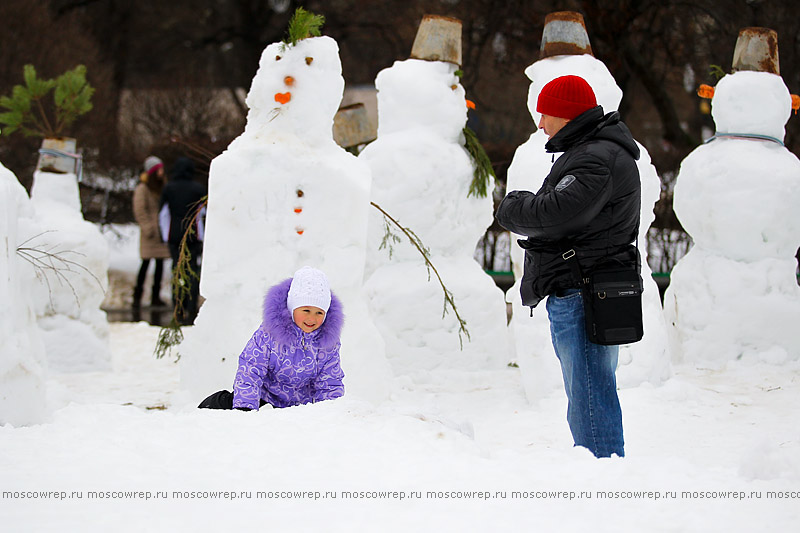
[1,0,798,273]
[0,0,116,188]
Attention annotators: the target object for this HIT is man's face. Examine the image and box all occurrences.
[538,114,570,139]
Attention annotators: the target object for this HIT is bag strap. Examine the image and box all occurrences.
[560,233,640,292]
[559,247,596,328]
[561,247,587,287]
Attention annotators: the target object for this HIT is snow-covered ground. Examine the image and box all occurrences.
[2,26,799,530]
[0,225,798,531]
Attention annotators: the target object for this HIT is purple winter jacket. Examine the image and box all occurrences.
[232,278,345,409]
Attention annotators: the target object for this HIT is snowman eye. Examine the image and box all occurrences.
[275,55,282,61]
[305,57,314,65]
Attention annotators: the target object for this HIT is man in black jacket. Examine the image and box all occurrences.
[495,75,641,458]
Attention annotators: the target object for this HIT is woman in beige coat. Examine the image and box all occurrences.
[132,156,171,308]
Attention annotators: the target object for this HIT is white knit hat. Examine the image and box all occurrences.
[287,266,331,314]
[144,155,164,175]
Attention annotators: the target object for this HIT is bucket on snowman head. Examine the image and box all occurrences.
[410,15,462,66]
[539,11,593,59]
[732,27,780,75]
[333,103,376,148]
[36,137,83,180]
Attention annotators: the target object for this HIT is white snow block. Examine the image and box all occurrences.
[0,163,47,425]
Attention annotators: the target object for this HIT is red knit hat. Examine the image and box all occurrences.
[536,75,597,120]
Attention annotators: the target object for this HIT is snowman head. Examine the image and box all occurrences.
[374,59,467,141]
[711,71,791,142]
[244,36,344,144]
[525,55,622,125]
[711,27,792,141]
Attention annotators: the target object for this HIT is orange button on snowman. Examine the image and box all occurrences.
[271,75,306,235]
[275,75,294,104]
[294,188,304,235]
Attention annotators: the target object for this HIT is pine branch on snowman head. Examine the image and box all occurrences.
[283,7,325,48]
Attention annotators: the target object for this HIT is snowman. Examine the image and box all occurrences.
[665,27,800,365]
[505,12,671,401]
[0,162,47,426]
[178,23,392,403]
[360,15,509,377]
[25,146,110,373]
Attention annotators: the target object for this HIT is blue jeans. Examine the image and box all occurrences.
[546,289,624,458]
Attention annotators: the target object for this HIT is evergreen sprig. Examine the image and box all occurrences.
[463,126,495,198]
[0,64,93,138]
[283,7,325,47]
[154,317,184,361]
[154,196,207,360]
[709,64,727,81]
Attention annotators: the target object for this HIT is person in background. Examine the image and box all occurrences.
[159,156,206,323]
[132,156,170,310]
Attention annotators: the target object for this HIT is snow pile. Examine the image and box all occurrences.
[360,58,510,377]
[179,35,392,404]
[505,53,671,401]
[26,169,110,373]
[0,163,47,426]
[665,70,800,364]
[1,322,798,531]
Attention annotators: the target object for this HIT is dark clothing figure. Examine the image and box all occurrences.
[134,259,165,306]
[160,157,206,323]
[497,106,641,308]
[160,157,206,246]
[495,75,641,458]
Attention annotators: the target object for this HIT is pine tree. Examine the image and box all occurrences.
[0,64,94,138]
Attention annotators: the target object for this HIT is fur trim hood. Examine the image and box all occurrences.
[262,278,344,349]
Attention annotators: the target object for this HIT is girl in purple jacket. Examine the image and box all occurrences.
[198,266,345,410]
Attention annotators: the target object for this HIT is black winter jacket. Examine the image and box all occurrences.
[495,106,641,307]
[160,157,207,245]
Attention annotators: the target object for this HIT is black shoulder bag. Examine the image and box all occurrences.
[560,243,644,346]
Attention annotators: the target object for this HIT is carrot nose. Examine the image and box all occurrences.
[697,84,715,99]
[294,207,302,213]
[275,92,291,104]
[284,76,295,86]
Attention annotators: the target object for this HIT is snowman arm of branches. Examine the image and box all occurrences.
[15,231,105,311]
[370,201,470,348]
[154,196,207,360]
